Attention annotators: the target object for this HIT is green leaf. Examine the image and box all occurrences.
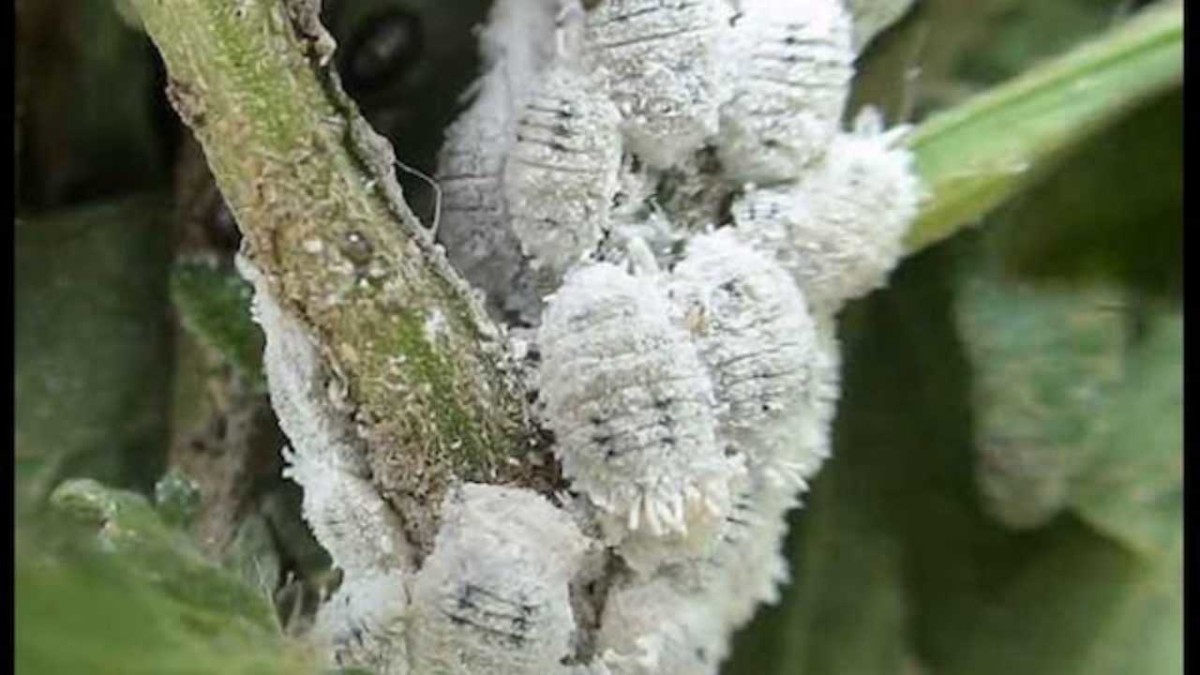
[49,478,279,630]
[984,89,1182,298]
[904,1,1181,252]
[16,196,173,504]
[154,468,204,528]
[1069,309,1182,557]
[925,517,1181,675]
[724,245,1180,675]
[170,257,265,388]
[955,265,1127,530]
[16,508,317,674]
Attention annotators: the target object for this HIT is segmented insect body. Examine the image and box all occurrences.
[312,570,410,675]
[437,85,545,325]
[537,262,741,538]
[671,478,796,631]
[584,0,731,169]
[668,229,824,489]
[597,577,730,675]
[718,0,854,183]
[504,62,623,284]
[436,0,562,325]
[409,484,588,675]
[731,109,920,313]
[808,317,842,472]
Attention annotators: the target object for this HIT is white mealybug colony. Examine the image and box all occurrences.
[262,0,923,672]
[437,0,563,324]
[311,570,410,675]
[503,61,623,286]
[718,0,855,183]
[438,91,536,323]
[667,228,825,488]
[537,262,742,538]
[584,0,731,169]
[733,108,921,314]
[598,577,730,675]
[408,484,588,675]
[676,478,799,631]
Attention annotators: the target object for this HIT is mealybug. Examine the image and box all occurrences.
[584,0,731,169]
[732,109,920,313]
[409,484,588,675]
[537,262,742,539]
[597,576,729,675]
[435,0,563,325]
[668,229,825,489]
[504,62,623,285]
[311,570,410,674]
[282,447,415,579]
[717,0,854,183]
[669,478,796,632]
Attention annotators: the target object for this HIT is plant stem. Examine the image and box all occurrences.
[128,0,535,537]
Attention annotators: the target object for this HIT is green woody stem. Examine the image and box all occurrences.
[128,0,535,533]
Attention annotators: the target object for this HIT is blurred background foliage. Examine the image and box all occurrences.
[14,0,1181,673]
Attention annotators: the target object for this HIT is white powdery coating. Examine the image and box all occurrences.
[732,111,920,313]
[808,316,843,470]
[282,446,415,578]
[599,479,798,675]
[613,509,725,575]
[671,478,797,631]
[438,89,534,323]
[312,570,410,675]
[240,259,415,579]
[537,262,742,538]
[718,0,854,184]
[504,62,623,281]
[597,576,729,675]
[668,229,825,489]
[408,483,588,675]
[584,0,731,169]
[437,0,561,324]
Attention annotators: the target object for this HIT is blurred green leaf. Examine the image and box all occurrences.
[16,196,173,505]
[724,244,1180,675]
[924,517,1181,675]
[728,246,975,675]
[953,0,1126,86]
[49,478,279,630]
[17,501,316,674]
[155,468,204,528]
[1069,309,1181,557]
[955,266,1127,530]
[904,1,1181,252]
[985,88,1181,298]
[170,258,265,388]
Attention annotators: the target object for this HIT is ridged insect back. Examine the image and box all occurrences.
[504,62,623,282]
[537,262,740,536]
[718,0,854,183]
[584,0,731,168]
[409,484,587,675]
[668,229,824,488]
